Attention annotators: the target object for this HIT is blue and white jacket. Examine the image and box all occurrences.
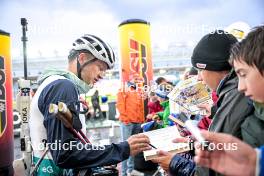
[29,74,129,175]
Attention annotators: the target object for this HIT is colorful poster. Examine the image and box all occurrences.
[168,77,212,116]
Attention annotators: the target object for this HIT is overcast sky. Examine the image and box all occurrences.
[0,0,263,59]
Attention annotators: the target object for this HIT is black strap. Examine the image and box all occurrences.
[77,58,97,80]
[77,60,81,79]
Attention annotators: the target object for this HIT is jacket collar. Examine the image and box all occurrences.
[253,102,264,121]
[37,68,92,94]
[216,69,237,98]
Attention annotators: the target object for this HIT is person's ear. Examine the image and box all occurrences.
[78,53,87,64]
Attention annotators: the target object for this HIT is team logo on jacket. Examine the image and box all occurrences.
[0,56,6,137]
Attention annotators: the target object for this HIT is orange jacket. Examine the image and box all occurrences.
[116,87,144,124]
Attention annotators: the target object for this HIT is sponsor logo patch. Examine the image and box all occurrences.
[196,63,206,69]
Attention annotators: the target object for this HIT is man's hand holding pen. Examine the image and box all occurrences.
[127,134,152,156]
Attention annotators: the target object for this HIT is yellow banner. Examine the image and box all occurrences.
[118,19,153,85]
[0,30,14,167]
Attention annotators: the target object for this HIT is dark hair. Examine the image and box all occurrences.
[149,91,155,97]
[230,25,264,75]
[68,49,79,62]
[155,77,167,85]
[68,49,93,62]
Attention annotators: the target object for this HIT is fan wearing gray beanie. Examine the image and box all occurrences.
[152,30,255,176]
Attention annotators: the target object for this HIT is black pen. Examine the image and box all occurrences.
[149,143,157,149]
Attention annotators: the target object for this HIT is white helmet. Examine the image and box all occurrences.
[225,21,251,41]
[72,34,115,69]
